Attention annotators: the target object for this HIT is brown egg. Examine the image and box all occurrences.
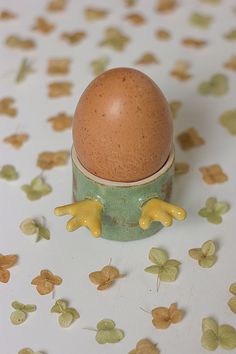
[73,67,173,182]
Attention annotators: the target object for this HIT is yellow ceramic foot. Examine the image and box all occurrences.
[54,199,103,237]
[139,198,187,229]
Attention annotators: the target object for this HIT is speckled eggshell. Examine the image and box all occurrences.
[72,67,173,182]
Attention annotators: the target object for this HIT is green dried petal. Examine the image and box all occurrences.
[51,300,67,313]
[91,56,109,76]
[211,74,229,95]
[58,312,74,328]
[219,110,236,135]
[18,349,34,354]
[107,328,124,343]
[214,202,230,215]
[21,186,41,201]
[96,330,111,344]
[199,255,217,268]
[206,198,217,209]
[149,248,168,266]
[97,319,115,330]
[159,265,178,282]
[0,165,18,180]
[144,265,162,274]
[225,29,236,40]
[12,301,25,310]
[190,12,212,28]
[202,318,218,335]
[201,329,218,351]
[23,304,37,312]
[198,208,211,217]
[189,248,202,260]
[20,219,38,235]
[165,259,181,267]
[228,297,236,314]
[218,325,236,349]
[36,225,50,241]
[201,240,216,256]
[31,176,52,196]
[229,283,236,296]
[65,308,80,320]
[207,214,222,224]
[10,310,27,325]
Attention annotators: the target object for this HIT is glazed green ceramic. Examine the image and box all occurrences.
[72,146,174,241]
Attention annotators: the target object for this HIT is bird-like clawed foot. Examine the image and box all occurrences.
[54,199,103,237]
[139,198,187,229]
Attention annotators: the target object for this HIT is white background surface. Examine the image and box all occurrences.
[0,0,236,353]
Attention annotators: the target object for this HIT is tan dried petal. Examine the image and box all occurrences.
[47,0,66,12]
[89,271,107,285]
[61,31,86,44]
[152,318,171,329]
[125,13,146,25]
[0,254,17,268]
[0,268,10,283]
[37,150,69,170]
[32,17,55,34]
[97,280,113,290]
[85,8,108,21]
[156,29,171,40]
[47,58,71,75]
[224,55,236,72]
[152,307,169,320]
[0,10,17,20]
[199,164,228,184]
[182,38,207,48]
[48,112,72,131]
[0,97,17,117]
[5,35,36,49]
[135,53,159,65]
[156,0,177,13]
[4,133,29,148]
[170,60,192,81]
[175,162,190,175]
[48,82,72,98]
[101,265,120,280]
[100,27,130,51]
[177,127,205,150]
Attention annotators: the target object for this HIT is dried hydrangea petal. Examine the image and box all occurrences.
[198,74,229,96]
[58,312,74,327]
[144,265,162,274]
[219,110,236,135]
[10,310,27,325]
[4,133,29,148]
[97,319,116,331]
[189,248,202,260]
[202,318,218,334]
[199,255,217,268]
[201,240,216,256]
[20,219,38,235]
[230,283,236,296]
[189,12,212,28]
[91,56,109,76]
[218,325,236,349]
[159,265,178,282]
[48,112,72,131]
[0,165,18,180]
[85,8,108,21]
[228,297,236,314]
[99,27,130,51]
[201,329,218,350]
[129,338,160,354]
[149,248,168,266]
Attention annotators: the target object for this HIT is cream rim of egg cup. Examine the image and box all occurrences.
[71,144,175,186]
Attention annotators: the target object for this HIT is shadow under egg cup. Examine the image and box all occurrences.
[72,146,177,241]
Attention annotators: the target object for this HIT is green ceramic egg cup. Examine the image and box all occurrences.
[72,146,175,241]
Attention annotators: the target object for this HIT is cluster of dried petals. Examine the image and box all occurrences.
[199,164,228,184]
[4,133,29,149]
[89,265,122,290]
[177,127,205,150]
[31,269,62,295]
[48,112,73,131]
[152,303,183,329]
[48,82,73,98]
[0,97,17,117]
[0,254,17,283]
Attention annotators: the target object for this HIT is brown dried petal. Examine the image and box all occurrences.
[224,55,236,71]
[89,271,107,285]
[37,150,69,170]
[61,31,86,44]
[152,307,169,320]
[48,82,72,98]
[97,280,113,290]
[135,53,159,65]
[0,254,17,268]
[5,35,36,49]
[36,280,54,295]
[156,0,177,13]
[0,97,17,117]
[152,318,171,329]
[47,58,71,75]
[125,13,146,25]
[0,10,17,20]
[156,29,171,40]
[0,268,10,283]
[32,17,55,34]
[101,265,120,280]
[47,0,66,12]
[4,133,29,148]
[48,112,72,131]
[175,162,190,175]
[85,8,108,21]
[182,38,207,48]
[199,164,228,184]
[177,127,205,150]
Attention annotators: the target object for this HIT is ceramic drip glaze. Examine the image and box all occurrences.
[72,67,173,182]
[72,146,175,241]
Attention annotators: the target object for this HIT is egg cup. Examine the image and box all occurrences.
[54,146,186,241]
